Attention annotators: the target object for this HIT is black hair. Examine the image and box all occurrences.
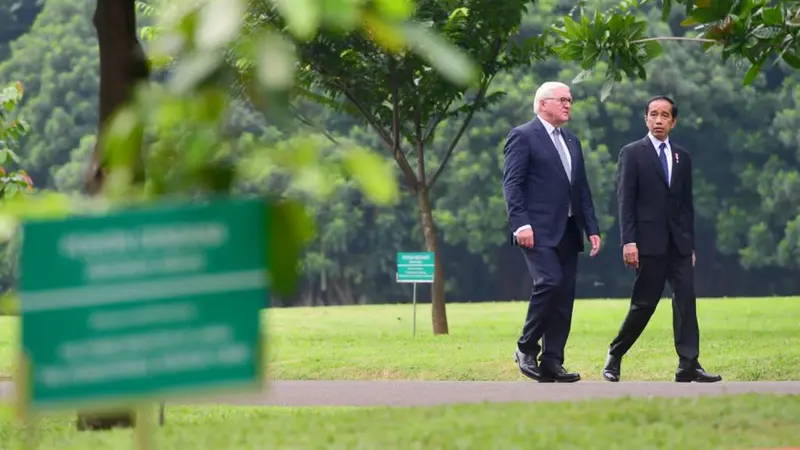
[645,95,678,118]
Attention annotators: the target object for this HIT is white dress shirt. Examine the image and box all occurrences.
[648,132,672,186]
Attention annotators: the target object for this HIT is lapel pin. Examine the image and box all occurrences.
[675,153,679,163]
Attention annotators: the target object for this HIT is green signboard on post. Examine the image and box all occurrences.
[396,252,435,283]
[396,252,434,336]
[18,196,269,412]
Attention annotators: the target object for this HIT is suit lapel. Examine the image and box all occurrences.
[532,118,570,184]
[641,137,668,186]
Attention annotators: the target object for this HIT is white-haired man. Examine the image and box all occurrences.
[502,81,602,382]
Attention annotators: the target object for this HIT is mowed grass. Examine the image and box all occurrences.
[1,297,799,381]
[263,297,800,381]
[0,394,799,449]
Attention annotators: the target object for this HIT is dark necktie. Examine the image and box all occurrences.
[658,142,669,184]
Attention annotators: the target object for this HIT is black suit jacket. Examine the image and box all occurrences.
[502,117,600,250]
[616,136,695,257]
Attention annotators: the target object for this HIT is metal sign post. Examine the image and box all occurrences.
[396,252,434,336]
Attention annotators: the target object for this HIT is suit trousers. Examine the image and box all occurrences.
[517,217,582,366]
[607,236,700,366]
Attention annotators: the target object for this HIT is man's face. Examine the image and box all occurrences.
[645,99,676,140]
[540,87,572,126]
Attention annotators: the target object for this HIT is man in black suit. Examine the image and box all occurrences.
[502,81,601,383]
[602,95,721,383]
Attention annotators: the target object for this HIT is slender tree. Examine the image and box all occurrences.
[250,0,547,334]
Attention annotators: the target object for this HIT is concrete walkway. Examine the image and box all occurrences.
[2,380,799,407]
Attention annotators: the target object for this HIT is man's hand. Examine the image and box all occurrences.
[623,243,639,268]
[516,228,534,248]
[589,235,601,257]
[692,251,696,267]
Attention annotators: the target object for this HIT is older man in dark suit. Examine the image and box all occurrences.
[602,95,721,383]
[502,81,602,383]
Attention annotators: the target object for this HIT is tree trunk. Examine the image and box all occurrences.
[416,187,448,335]
[84,0,148,194]
[77,0,153,431]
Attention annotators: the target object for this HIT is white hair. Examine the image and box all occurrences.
[532,81,570,114]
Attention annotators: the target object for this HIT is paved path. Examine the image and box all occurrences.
[2,380,799,407]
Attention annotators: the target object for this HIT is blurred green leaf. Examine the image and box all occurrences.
[0,191,75,224]
[196,0,245,50]
[782,52,800,69]
[101,106,143,171]
[572,69,592,84]
[15,118,30,135]
[0,292,18,316]
[3,183,18,199]
[563,16,582,39]
[257,33,297,90]
[600,77,615,102]
[752,26,781,39]
[318,0,362,30]
[194,88,227,123]
[400,22,479,86]
[376,0,414,20]
[743,62,760,85]
[642,41,664,60]
[273,0,320,40]
[691,6,725,24]
[761,7,782,26]
[661,0,673,20]
[168,51,223,94]
[343,147,399,205]
[364,13,406,52]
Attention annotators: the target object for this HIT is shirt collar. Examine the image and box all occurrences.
[538,116,558,135]
[648,132,670,151]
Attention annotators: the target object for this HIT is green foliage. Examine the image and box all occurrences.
[552,0,800,99]
[6,0,800,305]
[40,0,483,300]
[0,81,33,201]
[248,0,541,190]
[0,0,99,186]
[0,80,34,310]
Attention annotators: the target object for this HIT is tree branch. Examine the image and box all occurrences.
[631,36,717,44]
[338,87,418,187]
[269,56,419,190]
[389,58,404,169]
[231,67,342,147]
[414,88,424,187]
[289,105,342,146]
[422,98,453,143]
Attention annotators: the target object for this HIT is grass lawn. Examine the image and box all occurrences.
[1,297,799,381]
[0,394,798,449]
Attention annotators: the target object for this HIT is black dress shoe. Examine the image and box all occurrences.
[675,363,722,383]
[540,362,581,383]
[602,354,621,382]
[514,350,554,383]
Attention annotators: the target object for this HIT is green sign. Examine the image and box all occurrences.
[19,197,269,411]
[396,252,435,283]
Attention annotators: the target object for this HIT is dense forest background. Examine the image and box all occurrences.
[2,0,800,306]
